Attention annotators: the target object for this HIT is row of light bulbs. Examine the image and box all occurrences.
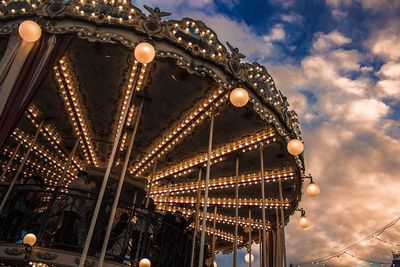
[55,60,99,167]
[26,105,84,171]
[151,169,295,196]
[157,204,268,230]
[153,128,275,181]
[130,89,228,176]
[153,196,290,208]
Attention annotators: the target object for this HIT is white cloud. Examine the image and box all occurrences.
[263,24,286,42]
[312,31,351,52]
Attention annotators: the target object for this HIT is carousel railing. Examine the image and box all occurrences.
[0,184,199,266]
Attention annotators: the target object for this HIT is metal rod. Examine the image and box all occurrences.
[258,229,262,267]
[278,178,287,267]
[198,110,215,267]
[58,138,80,187]
[145,158,157,209]
[211,206,217,264]
[190,168,203,267]
[79,70,136,267]
[248,208,252,267]
[233,155,239,267]
[0,121,43,214]
[0,142,21,181]
[259,144,267,267]
[275,207,280,267]
[98,101,144,266]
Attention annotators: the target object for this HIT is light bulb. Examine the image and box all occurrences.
[245,253,254,263]
[18,20,42,42]
[287,139,304,156]
[23,233,37,247]
[213,261,217,267]
[134,42,155,64]
[230,87,249,107]
[298,216,310,229]
[139,258,151,267]
[306,182,320,197]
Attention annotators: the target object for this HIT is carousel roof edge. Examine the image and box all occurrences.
[0,1,305,169]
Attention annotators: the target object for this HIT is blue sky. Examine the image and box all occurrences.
[135,0,400,266]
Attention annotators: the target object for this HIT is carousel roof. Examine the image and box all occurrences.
[0,0,306,252]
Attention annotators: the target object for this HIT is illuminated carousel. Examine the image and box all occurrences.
[0,1,320,267]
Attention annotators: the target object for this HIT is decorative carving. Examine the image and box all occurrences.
[226,42,245,76]
[141,5,170,37]
[4,247,24,256]
[36,251,58,260]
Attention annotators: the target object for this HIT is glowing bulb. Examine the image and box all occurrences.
[139,258,151,267]
[287,139,304,156]
[230,87,249,107]
[18,20,42,42]
[245,253,254,263]
[23,233,37,247]
[134,42,155,64]
[298,216,310,229]
[213,261,217,267]
[306,181,320,197]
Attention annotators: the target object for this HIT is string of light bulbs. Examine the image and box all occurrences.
[294,215,400,266]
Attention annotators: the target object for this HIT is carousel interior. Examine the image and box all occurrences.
[0,1,312,267]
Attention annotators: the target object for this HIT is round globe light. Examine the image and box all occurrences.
[134,42,155,64]
[306,182,320,197]
[139,258,151,267]
[245,253,254,263]
[23,233,37,247]
[18,20,42,43]
[287,139,304,156]
[229,87,249,107]
[298,216,310,229]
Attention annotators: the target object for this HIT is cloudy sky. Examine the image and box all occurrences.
[134,0,400,266]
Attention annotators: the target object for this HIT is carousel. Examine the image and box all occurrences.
[0,1,319,267]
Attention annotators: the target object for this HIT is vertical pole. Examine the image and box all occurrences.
[258,230,262,267]
[248,208,252,267]
[0,142,21,181]
[58,138,80,187]
[198,110,215,267]
[0,121,43,214]
[79,68,136,267]
[278,178,287,267]
[275,207,281,267]
[190,168,203,267]
[98,101,144,266]
[211,206,217,264]
[233,156,239,267]
[259,144,267,267]
[145,158,157,209]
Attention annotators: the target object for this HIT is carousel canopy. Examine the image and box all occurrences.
[0,0,306,252]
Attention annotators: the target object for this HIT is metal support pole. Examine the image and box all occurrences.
[259,144,267,267]
[59,138,80,186]
[275,207,281,267]
[248,208,252,267]
[145,158,157,209]
[258,230,262,267]
[233,156,239,267]
[0,121,43,214]
[98,101,144,266]
[190,168,202,267]
[0,142,21,181]
[278,178,287,267]
[198,110,215,267]
[79,73,136,267]
[211,206,217,264]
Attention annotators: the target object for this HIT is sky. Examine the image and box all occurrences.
[134,0,400,266]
